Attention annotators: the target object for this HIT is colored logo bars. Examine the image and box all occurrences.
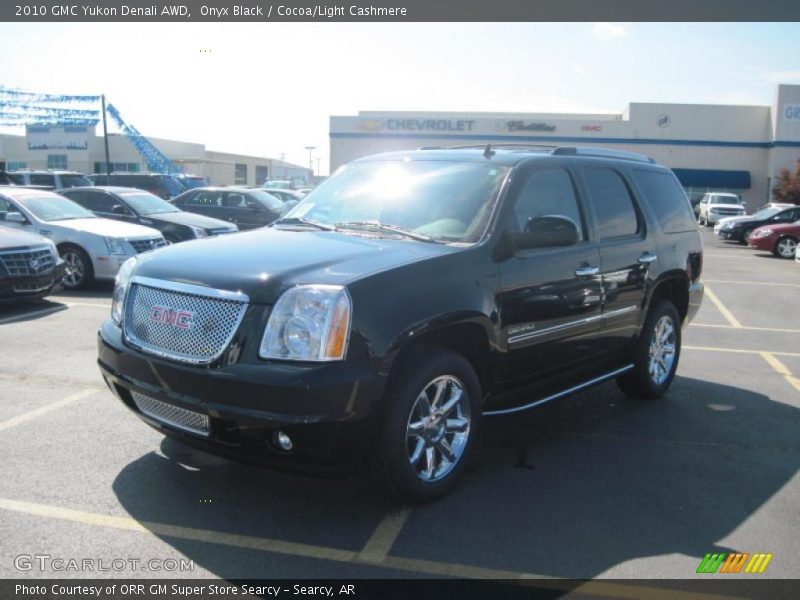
[696,552,773,574]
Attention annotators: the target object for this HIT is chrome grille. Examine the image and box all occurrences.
[131,391,210,436]
[129,238,167,253]
[0,246,55,276]
[123,278,248,364]
[209,228,235,236]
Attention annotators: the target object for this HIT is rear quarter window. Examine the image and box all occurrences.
[633,169,697,234]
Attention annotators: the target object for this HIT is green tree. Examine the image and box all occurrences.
[772,159,800,205]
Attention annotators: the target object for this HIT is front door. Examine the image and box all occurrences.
[495,164,604,385]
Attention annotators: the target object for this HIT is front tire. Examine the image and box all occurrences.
[740,228,754,245]
[617,300,681,400]
[371,347,481,503]
[59,245,94,290]
[774,236,798,259]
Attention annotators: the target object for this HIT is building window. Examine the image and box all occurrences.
[255,165,268,186]
[235,163,248,185]
[47,155,68,170]
[7,161,27,171]
[94,162,141,173]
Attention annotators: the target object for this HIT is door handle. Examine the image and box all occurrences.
[575,266,600,277]
[638,253,658,265]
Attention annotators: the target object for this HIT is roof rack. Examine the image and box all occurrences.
[552,146,655,164]
[445,143,558,151]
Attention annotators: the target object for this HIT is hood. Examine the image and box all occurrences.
[141,211,235,231]
[0,225,53,250]
[717,215,750,226]
[133,227,458,304]
[755,222,800,234]
[52,217,162,239]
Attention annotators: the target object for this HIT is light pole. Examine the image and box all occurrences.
[304,146,316,173]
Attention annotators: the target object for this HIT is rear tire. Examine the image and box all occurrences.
[617,300,681,400]
[774,236,798,259]
[59,245,94,290]
[371,347,481,503]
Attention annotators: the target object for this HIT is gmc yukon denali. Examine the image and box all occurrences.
[97,146,704,502]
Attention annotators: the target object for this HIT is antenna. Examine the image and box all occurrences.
[483,144,495,159]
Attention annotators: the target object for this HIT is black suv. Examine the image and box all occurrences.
[97,146,704,502]
[60,186,238,243]
[87,173,184,200]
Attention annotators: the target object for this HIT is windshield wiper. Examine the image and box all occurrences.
[273,216,337,231]
[334,221,437,243]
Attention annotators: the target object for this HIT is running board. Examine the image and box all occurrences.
[483,364,634,417]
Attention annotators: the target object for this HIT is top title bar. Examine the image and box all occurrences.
[3,0,800,22]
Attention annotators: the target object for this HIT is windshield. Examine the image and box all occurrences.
[59,175,92,188]
[16,194,95,221]
[752,208,781,219]
[120,192,179,215]
[278,160,509,243]
[711,195,742,204]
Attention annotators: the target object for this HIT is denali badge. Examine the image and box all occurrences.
[149,305,194,329]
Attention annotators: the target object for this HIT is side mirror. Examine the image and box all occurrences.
[5,212,27,224]
[511,215,579,250]
[111,204,129,215]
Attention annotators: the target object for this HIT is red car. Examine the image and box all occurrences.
[748,220,800,258]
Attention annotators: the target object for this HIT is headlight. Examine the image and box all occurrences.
[111,257,137,325]
[753,228,773,238]
[44,239,58,259]
[104,237,127,255]
[259,285,351,361]
[189,226,208,239]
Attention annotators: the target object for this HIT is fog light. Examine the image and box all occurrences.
[275,431,293,451]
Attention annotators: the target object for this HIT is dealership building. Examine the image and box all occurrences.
[330,84,800,206]
[0,128,312,187]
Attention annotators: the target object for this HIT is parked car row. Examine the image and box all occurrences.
[708,203,800,259]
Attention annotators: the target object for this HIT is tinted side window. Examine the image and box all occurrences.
[632,169,696,234]
[186,191,222,206]
[510,168,585,242]
[85,191,118,212]
[584,168,639,239]
[30,174,55,187]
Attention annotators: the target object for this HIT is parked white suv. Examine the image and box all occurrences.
[0,187,166,289]
[697,192,746,226]
[8,170,92,190]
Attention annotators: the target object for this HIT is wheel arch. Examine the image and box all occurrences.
[646,273,690,323]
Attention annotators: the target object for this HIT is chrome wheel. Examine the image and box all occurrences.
[406,375,471,482]
[62,250,86,288]
[648,315,676,385]
[777,237,797,258]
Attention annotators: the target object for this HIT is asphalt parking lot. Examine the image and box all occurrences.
[1,227,798,589]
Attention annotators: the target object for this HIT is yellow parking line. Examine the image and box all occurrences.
[684,345,800,358]
[691,323,800,334]
[0,497,741,599]
[65,301,111,308]
[0,389,98,433]
[703,253,756,258]
[357,507,412,563]
[704,279,800,289]
[703,286,742,328]
[760,352,800,393]
[0,305,65,325]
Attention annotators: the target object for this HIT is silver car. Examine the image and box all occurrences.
[0,187,166,289]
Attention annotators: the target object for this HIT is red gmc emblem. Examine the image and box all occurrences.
[149,305,194,330]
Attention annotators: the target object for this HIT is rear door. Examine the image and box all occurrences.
[578,165,653,357]
[495,162,604,383]
[181,189,225,220]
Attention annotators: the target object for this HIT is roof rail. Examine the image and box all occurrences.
[445,143,558,151]
[552,146,655,164]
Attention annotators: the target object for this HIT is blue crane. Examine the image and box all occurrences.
[105,103,181,174]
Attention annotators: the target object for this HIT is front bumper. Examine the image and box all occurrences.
[97,319,386,469]
[748,236,776,252]
[0,263,66,303]
[92,253,136,281]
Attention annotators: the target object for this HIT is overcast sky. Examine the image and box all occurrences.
[1,22,798,174]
